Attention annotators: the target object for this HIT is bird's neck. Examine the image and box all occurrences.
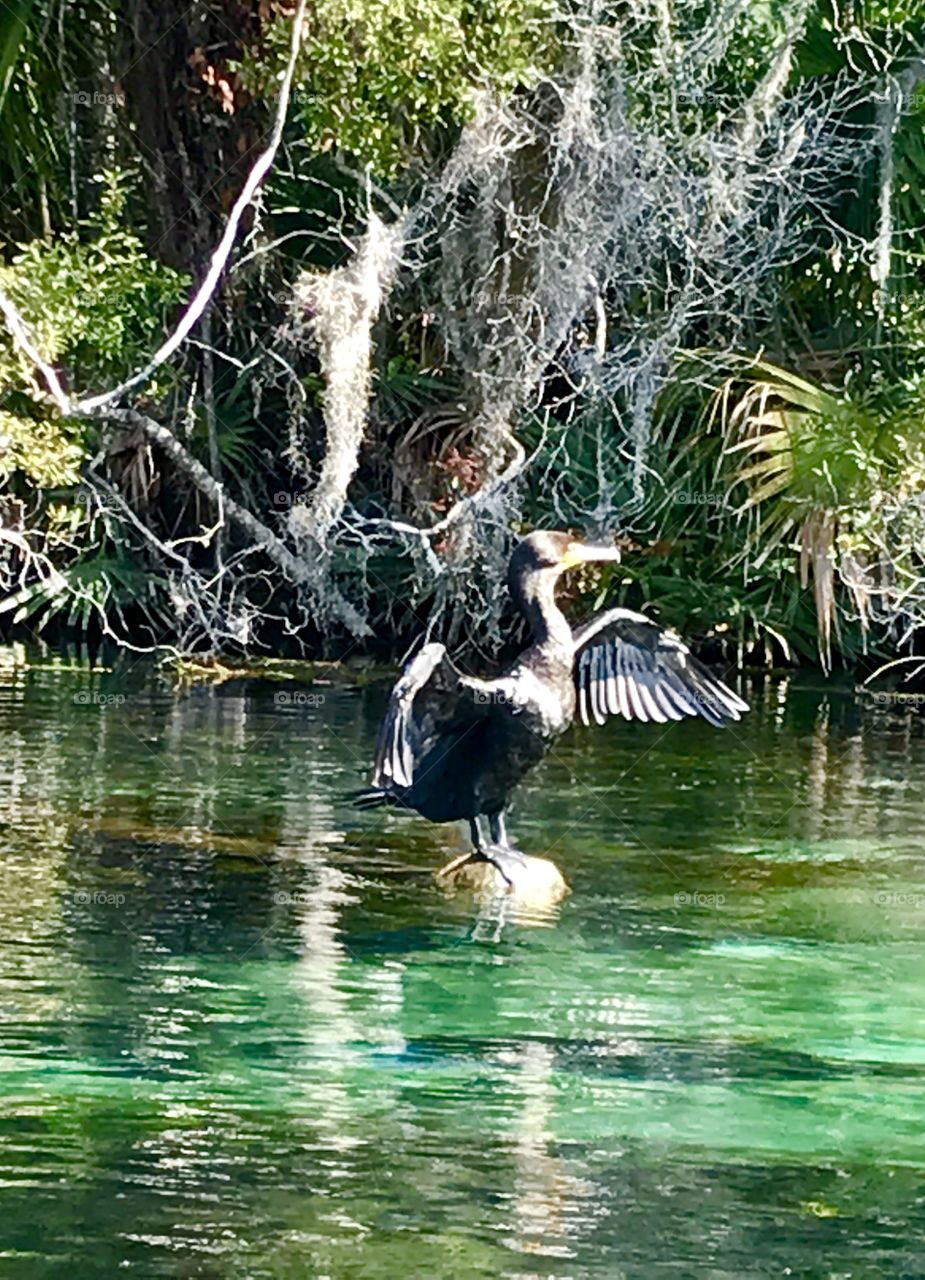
[515,570,573,653]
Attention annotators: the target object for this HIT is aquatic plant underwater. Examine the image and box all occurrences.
[0,0,922,674]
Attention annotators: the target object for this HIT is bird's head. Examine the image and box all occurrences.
[509,530,621,580]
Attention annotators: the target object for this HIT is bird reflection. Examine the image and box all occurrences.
[467,882,567,943]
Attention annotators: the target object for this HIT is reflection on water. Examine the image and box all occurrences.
[0,663,924,1276]
[503,1038,597,1261]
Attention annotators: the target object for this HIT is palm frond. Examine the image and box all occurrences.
[0,1,35,116]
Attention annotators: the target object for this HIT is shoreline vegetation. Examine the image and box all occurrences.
[0,641,919,711]
[0,3,922,678]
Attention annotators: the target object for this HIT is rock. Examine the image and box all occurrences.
[435,853,569,908]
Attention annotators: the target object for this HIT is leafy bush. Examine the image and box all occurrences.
[0,170,188,490]
[245,0,558,176]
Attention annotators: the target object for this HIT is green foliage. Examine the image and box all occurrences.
[0,541,171,633]
[0,164,186,642]
[692,359,924,667]
[1,0,924,663]
[0,0,120,239]
[719,362,890,513]
[186,365,264,490]
[0,412,85,488]
[1,171,188,390]
[0,170,187,490]
[247,0,558,176]
[375,355,458,421]
[0,1,36,115]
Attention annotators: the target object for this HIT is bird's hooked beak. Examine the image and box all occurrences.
[560,540,622,569]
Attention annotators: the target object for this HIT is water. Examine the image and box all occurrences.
[1,660,924,1277]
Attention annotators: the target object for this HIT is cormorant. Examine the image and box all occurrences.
[357,530,747,883]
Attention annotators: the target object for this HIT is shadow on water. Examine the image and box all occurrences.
[0,663,923,1275]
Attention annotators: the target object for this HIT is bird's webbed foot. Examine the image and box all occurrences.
[465,815,526,888]
[480,842,527,888]
[437,844,525,889]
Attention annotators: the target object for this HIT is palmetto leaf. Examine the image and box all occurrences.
[0,1,35,116]
[710,357,894,670]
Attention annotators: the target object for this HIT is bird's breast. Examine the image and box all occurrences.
[504,665,574,736]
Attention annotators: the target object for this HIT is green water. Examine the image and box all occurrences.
[1,663,924,1277]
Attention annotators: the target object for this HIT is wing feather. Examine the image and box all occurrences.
[572,607,747,731]
[651,680,685,722]
[637,673,668,723]
[614,646,632,719]
[372,642,495,791]
[604,645,619,716]
[591,646,607,726]
[625,670,649,722]
[578,648,592,726]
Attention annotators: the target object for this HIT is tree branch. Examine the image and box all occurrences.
[0,0,309,419]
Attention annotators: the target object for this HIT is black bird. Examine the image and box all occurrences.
[358,530,747,883]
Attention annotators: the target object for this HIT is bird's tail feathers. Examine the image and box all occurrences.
[350,786,389,809]
[350,785,398,810]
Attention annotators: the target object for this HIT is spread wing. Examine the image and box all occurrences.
[572,607,748,729]
[371,642,496,790]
